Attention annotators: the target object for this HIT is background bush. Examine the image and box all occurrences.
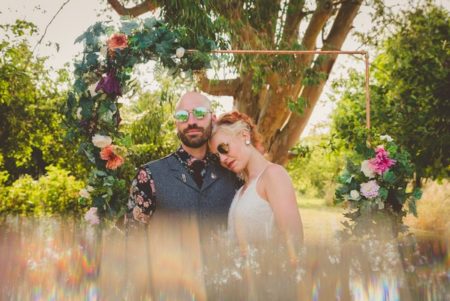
[0,166,85,216]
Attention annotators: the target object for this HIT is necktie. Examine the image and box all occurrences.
[191,160,206,188]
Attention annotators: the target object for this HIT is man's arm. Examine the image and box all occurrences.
[127,166,157,225]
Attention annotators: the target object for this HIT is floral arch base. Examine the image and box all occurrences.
[66,18,214,220]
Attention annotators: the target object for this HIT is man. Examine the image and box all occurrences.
[127,91,240,225]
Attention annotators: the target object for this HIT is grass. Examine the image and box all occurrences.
[404,180,450,234]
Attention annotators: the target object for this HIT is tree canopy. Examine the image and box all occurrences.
[331,4,450,182]
[0,20,84,184]
[105,0,366,164]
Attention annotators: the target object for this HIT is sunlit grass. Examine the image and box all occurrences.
[405,180,450,234]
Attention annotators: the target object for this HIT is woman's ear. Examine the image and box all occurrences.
[240,129,251,142]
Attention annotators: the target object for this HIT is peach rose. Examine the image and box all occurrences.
[100,145,124,170]
[107,33,128,52]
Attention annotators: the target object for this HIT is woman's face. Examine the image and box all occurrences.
[210,130,250,174]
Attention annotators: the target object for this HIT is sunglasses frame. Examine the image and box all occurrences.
[216,142,230,156]
[173,106,211,122]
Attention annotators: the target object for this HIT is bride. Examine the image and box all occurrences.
[209,111,303,248]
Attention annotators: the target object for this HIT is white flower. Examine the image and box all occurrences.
[88,83,98,97]
[176,47,185,58]
[360,180,380,199]
[349,190,361,201]
[92,134,112,148]
[79,188,91,199]
[86,185,95,192]
[380,134,393,142]
[99,45,108,58]
[84,207,100,225]
[361,160,376,178]
[76,107,83,119]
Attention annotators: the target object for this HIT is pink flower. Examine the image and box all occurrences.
[84,207,100,225]
[137,169,148,183]
[360,180,380,199]
[100,145,124,170]
[136,195,144,205]
[369,146,396,174]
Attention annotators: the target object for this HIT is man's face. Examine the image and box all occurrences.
[175,93,213,148]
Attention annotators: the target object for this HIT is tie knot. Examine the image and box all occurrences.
[191,159,205,171]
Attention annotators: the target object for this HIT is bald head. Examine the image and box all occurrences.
[176,91,211,111]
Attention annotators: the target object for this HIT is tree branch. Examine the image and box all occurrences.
[280,0,306,45]
[107,0,158,17]
[196,71,241,97]
[256,1,335,147]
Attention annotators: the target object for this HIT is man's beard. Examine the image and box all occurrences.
[177,122,212,148]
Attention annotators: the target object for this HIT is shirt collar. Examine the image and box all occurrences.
[173,145,217,172]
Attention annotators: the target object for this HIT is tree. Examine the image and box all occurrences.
[104,0,365,164]
[0,20,85,183]
[331,4,450,183]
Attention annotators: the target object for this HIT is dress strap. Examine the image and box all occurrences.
[251,163,272,186]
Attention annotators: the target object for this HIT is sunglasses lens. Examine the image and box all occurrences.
[217,143,229,155]
[193,107,208,119]
[174,110,189,122]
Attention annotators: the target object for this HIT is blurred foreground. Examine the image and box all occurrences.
[0,213,448,301]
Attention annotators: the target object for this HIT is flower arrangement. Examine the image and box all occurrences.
[65,18,216,224]
[335,134,422,223]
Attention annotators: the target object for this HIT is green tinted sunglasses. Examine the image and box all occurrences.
[173,107,211,122]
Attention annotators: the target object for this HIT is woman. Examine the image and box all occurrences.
[209,111,303,247]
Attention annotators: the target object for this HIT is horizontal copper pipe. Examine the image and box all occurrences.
[186,48,371,129]
[186,49,366,55]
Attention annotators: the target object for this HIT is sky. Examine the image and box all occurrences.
[1,0,449,137]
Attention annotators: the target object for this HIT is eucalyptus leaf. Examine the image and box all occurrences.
[120,20,140,35]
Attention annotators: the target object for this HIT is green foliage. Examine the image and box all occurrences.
[0,166,86,216]
[287,134,345,203]
[0,20,87,183]
[331,4,450,182]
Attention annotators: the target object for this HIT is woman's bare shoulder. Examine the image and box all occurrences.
[263,163,291,183]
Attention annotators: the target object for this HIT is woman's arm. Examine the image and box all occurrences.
[260,164,303,242]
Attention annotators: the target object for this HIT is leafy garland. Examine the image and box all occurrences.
[335,134,422,236]
[65,18,215,222]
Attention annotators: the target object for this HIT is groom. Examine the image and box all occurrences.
[127,91,241,225]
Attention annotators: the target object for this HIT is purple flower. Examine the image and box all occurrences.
[360,180,380,199]
[95,69,122,97]
[369,146,396,174]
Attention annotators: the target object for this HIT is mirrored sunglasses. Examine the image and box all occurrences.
[173,106,210,122]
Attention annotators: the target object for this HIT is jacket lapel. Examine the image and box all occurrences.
[167,156,200,192]
[201,163,220,191]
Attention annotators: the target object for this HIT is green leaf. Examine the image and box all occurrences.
[382,171,396,184]
[79,96,94,119]
[120,20,139,35]
[143,17,158,30]
[85,52,99,67]
[378,187,388,200]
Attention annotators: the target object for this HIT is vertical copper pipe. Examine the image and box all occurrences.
[365,53,371,129]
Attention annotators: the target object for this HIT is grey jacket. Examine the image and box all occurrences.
[143,153,240,219]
